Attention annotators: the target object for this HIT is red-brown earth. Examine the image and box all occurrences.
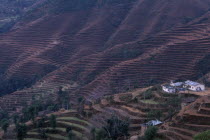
[0,0,210,112]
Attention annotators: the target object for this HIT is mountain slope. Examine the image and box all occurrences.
[0,0,210,111]
[0,0,41,33]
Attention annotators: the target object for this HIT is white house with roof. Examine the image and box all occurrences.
[184,80,205,91]
[170,81,183,87]
[162,85,176,93]
[141,120,163,127]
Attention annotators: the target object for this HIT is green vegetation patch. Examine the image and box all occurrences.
[24,138,42,140]
[57,121,87,130]
[147,110,163,120]
[27,132,39,135]
[57,117,90,125]
[46,134,68,140]
[141,89,154,99]
[194,130,210,140]
[141,100,159,104]
[30,127,83,138]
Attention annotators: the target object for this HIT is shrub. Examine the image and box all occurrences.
[94,98,101,104]
[165,96,181,107]
[119,94,133,102]
[144,126,158,140]
[194,130,210,140]
[49,115,56,129]
[1,119,9,133]
[151,85,162,93]
[132,97,139,103]
[39,129,47,139]
[16,123,27,140]
[138,136,146,140]
[95,128,108,140]
[37,117,46,128]
[93,116,130,140]
[106,96,114,103]
[105,116,130,139]
[142,89,153,99]
[66,126,72,133]
[68,130,75,140]
[147,110,163,120]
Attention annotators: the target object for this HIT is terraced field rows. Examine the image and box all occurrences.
[25,111,91,140]
[90,89,172,136]
[160,96,210,140]
[0,81,77,113]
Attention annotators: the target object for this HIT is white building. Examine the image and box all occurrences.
[146,120,163,126]
[162,85,176,93]
[141,120,163,127]
[170,81,183,87]
[184,80,205,91]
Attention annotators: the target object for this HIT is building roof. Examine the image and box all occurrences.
[162,85,175,89]
[171,82,183,87]
[143,120,163,126]
[185,80,202,86]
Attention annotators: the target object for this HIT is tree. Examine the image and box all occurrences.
[104,116,130,139]
[142,89,153,100]
[67,130,75,140]
[77,97,85,116]
[40,129,47,139]
[0,110,8,120]
[95,128,109,140]
[57,86,71,109]
[147,110,162,120]
[166,96,181,108]
[13,114,19,124]
[91,128,96,140]
[50,114,56,129]
[66,126,72,133]
[1,119,9,133]
[144,126,158,140]
[37,117,46,128]
[91,116,129,140]
[16,123,27,140]
[78,96,84,103]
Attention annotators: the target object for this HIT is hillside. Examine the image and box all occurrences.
[1,86,210,140]
[0,0,210,112]
[0,0,41,33]
[159,95,210,140]
[0,3,210,140]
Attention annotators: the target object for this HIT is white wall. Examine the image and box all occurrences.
[189,85,205,91]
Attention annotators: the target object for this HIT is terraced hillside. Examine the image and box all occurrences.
[0,0,41,33]
[89,86,185,136]
[159,95,210,140]
[0,87,166,139]
[0,81,78,113]
[0,86,208,140]
[1,110,93,140]
[25,111,91,140]
[0,0,210,115]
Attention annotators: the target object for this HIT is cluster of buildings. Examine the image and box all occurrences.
[162,80,205,93]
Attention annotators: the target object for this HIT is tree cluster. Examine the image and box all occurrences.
[91,116,130,140]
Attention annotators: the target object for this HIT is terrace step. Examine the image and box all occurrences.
[168,126,196,137]
[159,130,193,140]
[181,123,210,132]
